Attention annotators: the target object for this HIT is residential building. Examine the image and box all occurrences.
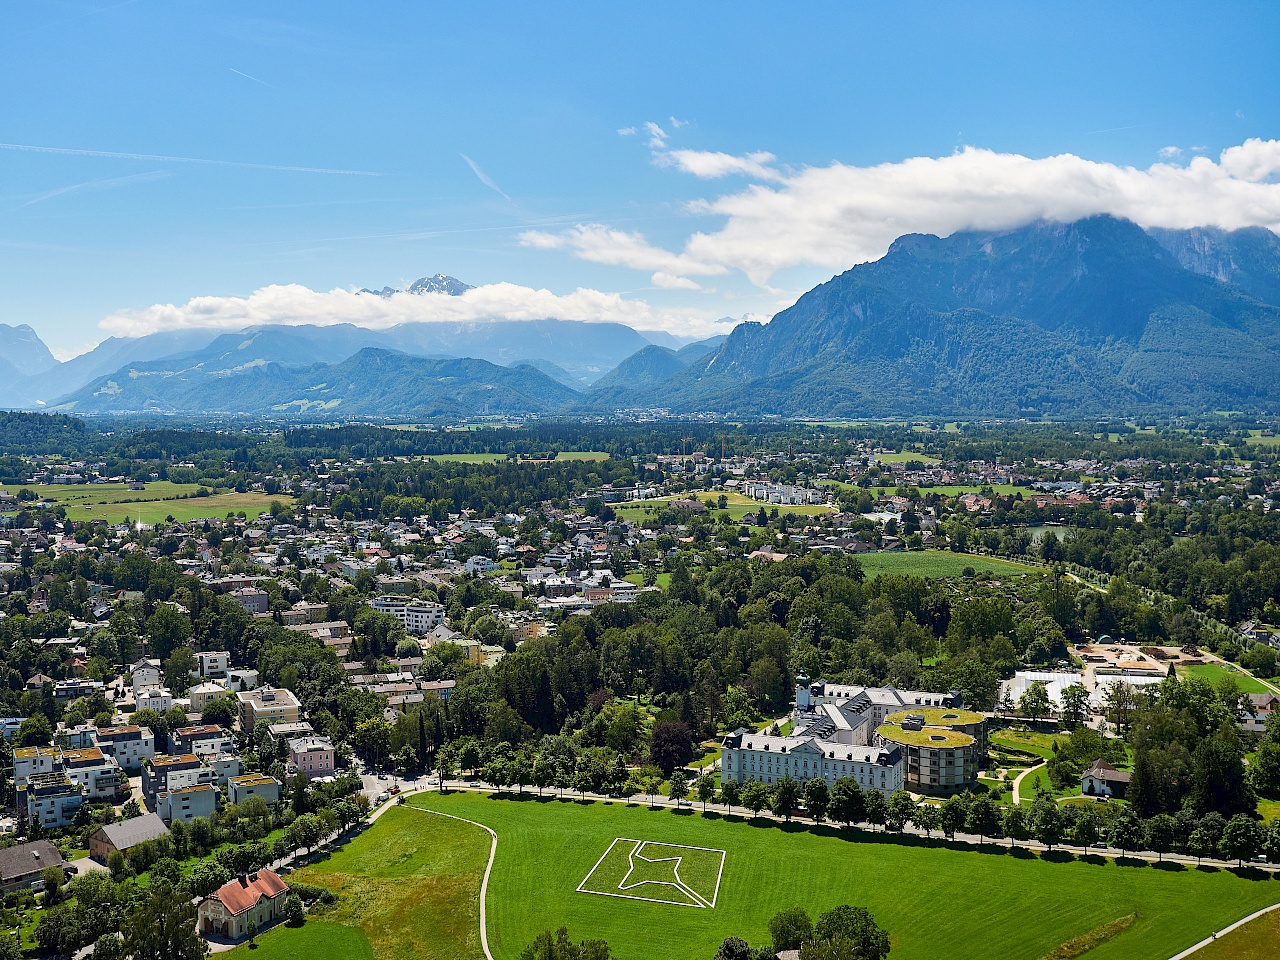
[158,782,218,823]
[192,651,231,679]
[93,725,156,772]
[720,730,903,797]
[197,870,290,942]
[129,659,162,693]
[371,596,445,635]
[17,772,84,829]
[171,725,237,758]
[89,812,170,863]
[235,685,301,729]
[1082,760,1131,798]
[228,774,281,806]
[14,745,122,800]
[265,720,313,748]
[0,841,68,893]
[227,669,259,692]
[136,686,174,713]
[190,681,229,714]
[143,753,242,809]
[288,736,335,779]
[230,587,270,615]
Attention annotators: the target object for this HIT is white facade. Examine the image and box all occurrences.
[720,731,904,797]
[136,687,174,713]
[371,596,445,635]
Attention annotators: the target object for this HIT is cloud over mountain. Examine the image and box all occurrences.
[532,139,1280,286]
[99,281,726,339]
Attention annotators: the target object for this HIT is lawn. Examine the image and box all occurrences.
[395,791,1280,960]
[234,805,490,960]
[0,481,290,524]
[228,921,375,959]
[624,572,672,589]
[1177,662,1274,695]
[1187,906,1280,960]
[874,452,941,464]
[989,729,1064,760]
[856,551,1039,580]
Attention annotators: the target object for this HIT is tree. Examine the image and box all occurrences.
[284,893,305,927]
[714,938,752,960]
[1110,810,1145,857]
[1031,798,1063,851]
[1251,740,1280,799]
[246,921,258,947]
[351,717,393,768]
[1219,814,1263,867]
[914,801,941,838]
[770,907,815,952]
[1187,723,1256,818]
[1188,825,1217,865]
[1060,684,1090,729]
[120,879,207,960]
[809,905,890,960]
[965,796,1002,847]
[16,713,52,747]
[803,777,829,823]
[938,794,967,840]
[1002,804,1030,849]
[669,771,689,808]
[1019,681,1051,723]
[863,790,887,832]
[829,778,865,828]
[695,773,717,812]
[742,780,771,819]
[1144,814,1176,862]
[649,720,694,775]
[719,778,741,814]
[886,790,915,832]
[1071,812,1100,852]
[772,776,801,821]
[520,927,614,960]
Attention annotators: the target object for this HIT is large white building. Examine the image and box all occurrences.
[719,675,976,798]
[371,596,446,635]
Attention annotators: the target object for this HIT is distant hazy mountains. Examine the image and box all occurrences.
[10,232,1280,419]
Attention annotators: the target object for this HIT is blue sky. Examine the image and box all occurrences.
[3,1,1280,355]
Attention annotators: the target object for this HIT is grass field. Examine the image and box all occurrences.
[990,729,1064,760]
[375,791,1280,960]
[856,551,1039,580]
[1186,907,1280,960]
[0,481,290,524]
[236,805,489,960]
[228,921,375,959]
[1177,662,1274,695]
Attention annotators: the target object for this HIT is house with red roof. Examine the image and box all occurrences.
[197,869,290,941]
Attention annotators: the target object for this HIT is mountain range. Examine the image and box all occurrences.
[8,222,1280,420]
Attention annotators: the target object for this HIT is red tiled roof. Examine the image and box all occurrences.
[211,870,289,916]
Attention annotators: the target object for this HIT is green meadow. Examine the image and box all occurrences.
[242,792,1280,960]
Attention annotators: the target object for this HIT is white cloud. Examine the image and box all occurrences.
[644,121,668,149]
[617,126,637,136]
[99,281,727,339]
[652,272,702,290]
[1158,145,1182,159]
[519,223,727,287]
[660,149,784,182]
[544,139,1280,286]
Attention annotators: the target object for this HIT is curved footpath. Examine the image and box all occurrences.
[1166,902,1280,959]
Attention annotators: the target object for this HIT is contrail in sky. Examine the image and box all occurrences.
[461,153,511,199]
[229,68,275,89]
[0,141,379,176]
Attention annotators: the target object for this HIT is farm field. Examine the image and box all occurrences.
[873,452,941,464]
[235,805,489,960]
[0,481,289,524]
[856,550,1039,579]
[1177,662,1274,695]
[370,791,1280,960]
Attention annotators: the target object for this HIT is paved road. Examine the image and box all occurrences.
[1010,760,1045,804]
